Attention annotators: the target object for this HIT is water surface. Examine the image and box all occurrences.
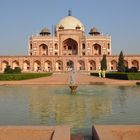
[0,85,140,134]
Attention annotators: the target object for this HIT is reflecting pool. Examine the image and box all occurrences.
[0,85,140,134]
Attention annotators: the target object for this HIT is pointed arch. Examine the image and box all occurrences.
[23,60,30,71]
[78,60,85,70]
[62,38,78,55]
[2,61,9,71]
[110,60,117,70]
[88,60,96,70]
[124,60,128,67]
[39,44,48,56]
[12,60,19,69]
[55,60,63,71]
[67,60,74,70]
[34,60,41,71]
[132,60,139,69]
[44,60,52,71]
[93,43,101,55]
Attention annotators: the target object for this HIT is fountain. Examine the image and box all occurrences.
[68,70,78,94]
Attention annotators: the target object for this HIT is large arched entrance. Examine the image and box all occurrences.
[62,38,78,55]
[67,60,74,71]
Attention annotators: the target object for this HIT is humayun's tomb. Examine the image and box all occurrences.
[0,12,140,72]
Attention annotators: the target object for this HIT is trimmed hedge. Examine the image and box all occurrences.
[90,72,140,80]
[0,73,52,81]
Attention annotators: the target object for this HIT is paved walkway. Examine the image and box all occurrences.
[0,72,140,86]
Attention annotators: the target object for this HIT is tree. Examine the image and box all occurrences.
[101,54,107,70]
[117,51,125,72]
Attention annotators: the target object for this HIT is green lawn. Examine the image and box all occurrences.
[0,73,52,81]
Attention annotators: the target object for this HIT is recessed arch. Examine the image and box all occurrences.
[132,60,139,69]
[39,44,48,56]
[62,38,78,55]
[34,60,41,71]
[55,60,63,71]
[23,60,30,71]
[93,43,101,55]
[78,60,85,70]
[44,60,52,71]
[124,60,128,67]
[12,60,19,69]
[67,60,74,70]
[54,43,58,49]
[2,61,9,71]
[88,60,96,70]
[110,60,117,70]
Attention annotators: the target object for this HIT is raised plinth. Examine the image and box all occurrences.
[92,125,140,140]
[0,126,70,140]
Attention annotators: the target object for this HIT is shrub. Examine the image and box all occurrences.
[14,67,21,73]
[4,65,14,74]
[125,67,138,73]
[130,67,138,72]
[105,72,128,80]
[90,73,99,77]
[4,65,22,74]
[90,72,140,80]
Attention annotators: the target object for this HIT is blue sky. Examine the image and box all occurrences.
[0,0,140,55]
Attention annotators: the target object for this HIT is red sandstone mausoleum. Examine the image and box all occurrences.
[0,12,140,72]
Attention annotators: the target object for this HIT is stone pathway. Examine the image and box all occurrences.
[0,72,140,86]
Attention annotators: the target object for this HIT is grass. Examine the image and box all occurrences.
[0,73,52,81]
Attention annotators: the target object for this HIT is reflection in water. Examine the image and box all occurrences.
[28,85,112,134]
[0,85,140,134]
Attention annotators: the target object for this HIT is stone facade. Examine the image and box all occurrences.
[0,14,140,72]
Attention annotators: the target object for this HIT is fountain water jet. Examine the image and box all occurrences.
[68,70,78,94]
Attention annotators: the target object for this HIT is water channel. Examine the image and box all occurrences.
[0,85,140,134]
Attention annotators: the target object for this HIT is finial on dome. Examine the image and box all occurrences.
[68,10,72,16]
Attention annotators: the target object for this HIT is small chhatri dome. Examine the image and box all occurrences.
[89,27,100,35]
[40,28,51,35]
[56,11,85,32]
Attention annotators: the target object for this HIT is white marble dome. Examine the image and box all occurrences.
[56,16,85,31]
